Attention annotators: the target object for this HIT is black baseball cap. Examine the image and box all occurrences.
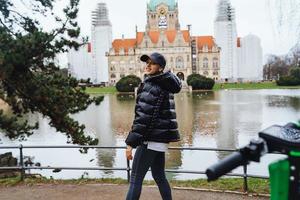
[140,52,166,69]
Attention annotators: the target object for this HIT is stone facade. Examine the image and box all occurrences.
[146,2,180,31]
[107,0,221,85]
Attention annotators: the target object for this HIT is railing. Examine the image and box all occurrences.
[0,145,270,193]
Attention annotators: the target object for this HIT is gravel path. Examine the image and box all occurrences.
[0,184,269,200]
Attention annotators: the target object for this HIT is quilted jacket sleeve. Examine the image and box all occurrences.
[125,83,165,148]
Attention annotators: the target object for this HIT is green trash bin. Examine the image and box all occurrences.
[269,159,289,200]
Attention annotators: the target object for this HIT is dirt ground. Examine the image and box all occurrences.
[0,184,269,200]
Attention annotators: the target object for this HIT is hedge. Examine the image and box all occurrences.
[187,74,215,90]
[116,75,142,92]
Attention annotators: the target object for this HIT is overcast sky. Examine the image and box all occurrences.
[73,0,298,57]
[45,0,299,66]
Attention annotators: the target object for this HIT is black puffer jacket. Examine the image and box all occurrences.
[125,71,182,148]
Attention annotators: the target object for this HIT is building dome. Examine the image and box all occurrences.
[148,0,177,11]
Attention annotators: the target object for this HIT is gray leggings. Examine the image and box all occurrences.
[126,144,172,200]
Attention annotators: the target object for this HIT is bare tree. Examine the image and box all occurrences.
[268,0,300,41]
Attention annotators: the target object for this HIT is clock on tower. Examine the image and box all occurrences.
[158,7,167,29]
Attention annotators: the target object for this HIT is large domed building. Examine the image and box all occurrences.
[67,0,263,85]
[107,0,221,85]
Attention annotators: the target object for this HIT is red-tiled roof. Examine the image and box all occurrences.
[112,39,136,53]
[111,30,192,52]
[148,31,160,43]
[165,30,177,43]
[196,36,215,50]
[137,32,144,45]
[181,30,190,43]
[135,30,190,45]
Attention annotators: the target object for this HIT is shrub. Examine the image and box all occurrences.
[289,67,300,79]
[116,75,142,92]
[187,74,215,90]
[276,76,300,86]
[187,74,202,86]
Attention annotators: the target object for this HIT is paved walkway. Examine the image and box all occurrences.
[0,184,269,200]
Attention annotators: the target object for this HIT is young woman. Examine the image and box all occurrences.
[125,52,182,200]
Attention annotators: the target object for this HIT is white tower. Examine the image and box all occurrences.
[67,44,93,80]
[238,34,263,81]
[214,0,238,82]
[91,2,112,84]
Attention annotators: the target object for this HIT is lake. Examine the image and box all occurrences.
[0,89,299,180]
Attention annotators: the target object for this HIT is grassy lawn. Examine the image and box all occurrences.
[170,178,269,194]
[83,82,300,94]
[213,81,300,90]
[0,177,269,194]
[85,86,117,94]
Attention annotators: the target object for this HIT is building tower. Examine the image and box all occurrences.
[146,0,180,31]
[214,0,238,81]
[91,2,112,84]
[237,34,263,81]
[67,42,93,81]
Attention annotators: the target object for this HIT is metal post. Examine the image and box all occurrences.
[19,144,25,181]
[288,155,300,200]
[126,159,131,183]
[243,164,248,193]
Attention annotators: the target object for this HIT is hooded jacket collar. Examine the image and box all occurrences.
[144,71,182,93]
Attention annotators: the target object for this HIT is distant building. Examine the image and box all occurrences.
[67,2,112,84]
[91,2,112,84]
[237,34,263,81]
[107,0,221,85]
[214,0,263,82]
[214,0,238,81]
[68,0,263,84]
[67,43,93,80]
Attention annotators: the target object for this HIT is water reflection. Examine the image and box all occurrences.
[190,91,219,137]
[215,91,264,159]
[290,97,300,111]
[116,94,135,101]
[267,95,300,111]
[73,97,117,176]
[109,94,135,136]
[95,97,116,175]
[0,90,299,179]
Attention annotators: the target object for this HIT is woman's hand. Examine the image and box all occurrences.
[126,145,133,160]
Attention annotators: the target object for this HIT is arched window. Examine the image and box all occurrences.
[111,73,116,78]
[213,57,218,68]
[176,56,184,69]
[203,71,209,76]
[120,74,125,78]
[213,71,218,76]
[203,58,208,68]
[177,72,185,81]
